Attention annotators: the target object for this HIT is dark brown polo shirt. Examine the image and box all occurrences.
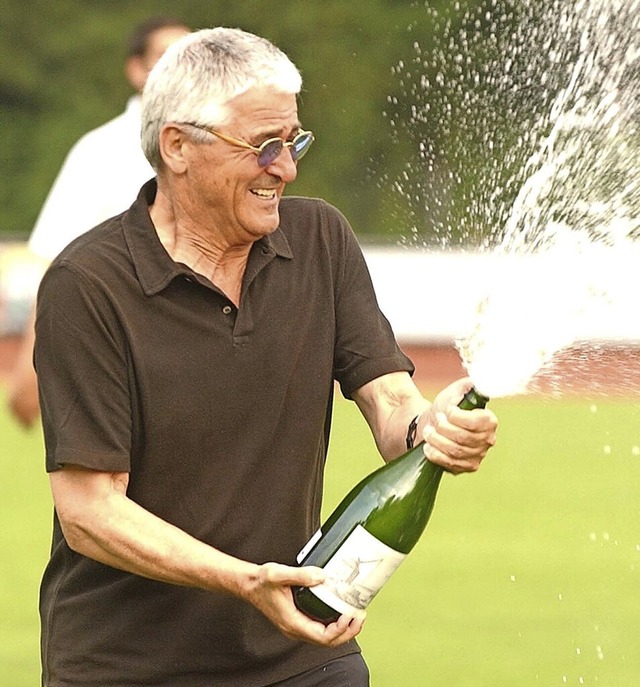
[35,180,414,686]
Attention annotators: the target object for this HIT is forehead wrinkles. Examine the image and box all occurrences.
[225,88,299,131]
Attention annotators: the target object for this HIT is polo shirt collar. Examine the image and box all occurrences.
[124,179,293,297]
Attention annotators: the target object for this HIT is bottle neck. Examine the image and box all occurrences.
[458,387,489,411]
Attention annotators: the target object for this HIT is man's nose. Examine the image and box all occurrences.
[265,147,298,182]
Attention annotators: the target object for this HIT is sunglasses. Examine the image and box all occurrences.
[183,122,314,168]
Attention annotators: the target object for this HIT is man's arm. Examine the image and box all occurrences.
[50,465,364,647]
[352,371,497,473]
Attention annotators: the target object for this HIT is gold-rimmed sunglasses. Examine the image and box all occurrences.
[182,122,314,168]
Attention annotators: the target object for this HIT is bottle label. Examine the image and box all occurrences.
[307,525,406,617]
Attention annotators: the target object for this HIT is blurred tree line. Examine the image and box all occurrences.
[1,0,527,245]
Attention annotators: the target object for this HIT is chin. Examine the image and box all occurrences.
[251,212,280,237]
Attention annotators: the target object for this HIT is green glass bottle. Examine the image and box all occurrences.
[293,387,489,624]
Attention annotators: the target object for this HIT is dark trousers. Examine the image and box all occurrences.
[272,654,370,686]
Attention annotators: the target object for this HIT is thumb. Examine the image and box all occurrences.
[260,562,326,587]
[298,565,326,586]
[285,564,326,587]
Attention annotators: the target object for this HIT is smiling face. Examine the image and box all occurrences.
[179,87,303,246]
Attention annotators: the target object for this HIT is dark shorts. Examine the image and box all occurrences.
[272,654,370,686]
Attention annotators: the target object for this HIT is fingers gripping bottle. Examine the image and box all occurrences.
[293,388,489,624]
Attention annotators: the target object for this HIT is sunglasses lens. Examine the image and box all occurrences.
[256,132,314,167]
[291,132,314,161]
[258,140,283,168]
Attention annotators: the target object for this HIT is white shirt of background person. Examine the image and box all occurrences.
[28,96,152,260]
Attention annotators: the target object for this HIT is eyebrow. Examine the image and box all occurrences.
[251,122,303,143]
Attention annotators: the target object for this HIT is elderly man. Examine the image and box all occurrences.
[35,28,497,687]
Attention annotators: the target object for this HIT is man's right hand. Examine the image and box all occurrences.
[245,562,365,647]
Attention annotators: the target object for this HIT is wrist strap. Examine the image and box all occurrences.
[406,414,420,450]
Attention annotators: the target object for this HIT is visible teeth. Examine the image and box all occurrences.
[251,189,276,198]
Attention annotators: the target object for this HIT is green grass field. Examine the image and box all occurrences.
[2,388,639,686]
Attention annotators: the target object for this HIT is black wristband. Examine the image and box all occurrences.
[406,414,420,450]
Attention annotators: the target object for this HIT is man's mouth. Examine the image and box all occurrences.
[250,188,278,200]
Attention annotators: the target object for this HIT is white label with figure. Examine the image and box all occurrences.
[309,525,406,618]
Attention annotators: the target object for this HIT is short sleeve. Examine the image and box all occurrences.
[328,208,414,398]
[35,263,132,472]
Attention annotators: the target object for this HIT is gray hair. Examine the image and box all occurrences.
[141,27,303,171]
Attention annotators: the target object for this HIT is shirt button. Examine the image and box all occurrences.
[222,305,233,315]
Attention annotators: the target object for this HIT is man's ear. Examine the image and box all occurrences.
[158,124,189,174]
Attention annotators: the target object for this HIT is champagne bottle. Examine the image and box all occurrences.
[293,387,489,624]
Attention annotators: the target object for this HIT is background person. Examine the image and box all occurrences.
[35,27,498,686]
[6,16,190,428]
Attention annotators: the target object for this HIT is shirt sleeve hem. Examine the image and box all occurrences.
[339,356,415,400]
[46,447,131,474]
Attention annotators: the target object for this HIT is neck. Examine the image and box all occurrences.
[150,186,252,307]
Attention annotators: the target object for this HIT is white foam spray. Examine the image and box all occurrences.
[457,227,640,397]
[451,0,640,397]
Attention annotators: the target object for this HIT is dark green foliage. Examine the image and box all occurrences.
[0,1,496,241]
